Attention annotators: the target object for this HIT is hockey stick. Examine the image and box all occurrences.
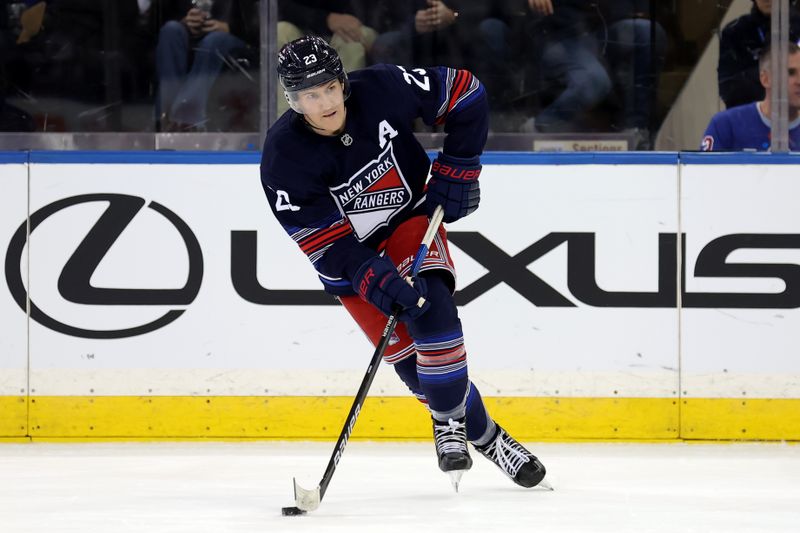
[282,205,445,516]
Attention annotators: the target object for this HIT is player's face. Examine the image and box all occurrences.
[296,80,346,135]
[760,53,800,111]
[788,53,800,111]
[755,0,771,14]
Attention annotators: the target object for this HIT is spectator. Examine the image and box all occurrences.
[519,0,611,133]
[14,0,45,45]
[718,0,800,109]
[470,1,530,115]
[361,1,515,111]
[4,0,153,130]
[278,0,375,67]
[155,0,259,131]
[701,42,800,151]
[276,0,376,115]
[351,1,411,66]
[598,0,667,149]
[365,1,492,67]
[0,0,37,130]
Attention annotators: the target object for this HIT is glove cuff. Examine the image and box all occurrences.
[431,152,482,183]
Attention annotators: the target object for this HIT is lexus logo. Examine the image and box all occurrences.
[4,194,203,339]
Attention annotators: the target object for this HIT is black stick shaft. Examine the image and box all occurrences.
[318,311,399,501]
[315,205,444,503]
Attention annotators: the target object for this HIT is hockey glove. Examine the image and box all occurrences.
[425,152,481,223]
[353,255,430,321]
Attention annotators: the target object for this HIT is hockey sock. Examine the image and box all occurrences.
[464,381,496,445]
[393,356,495,442]
[391,351,428,405]
[409,274,468,421]
[414,327,468,420]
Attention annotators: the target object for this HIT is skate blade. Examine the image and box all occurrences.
[537,477,554,491]
[448,470,467,492]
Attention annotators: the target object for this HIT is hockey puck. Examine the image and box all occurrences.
[281,506,306,516]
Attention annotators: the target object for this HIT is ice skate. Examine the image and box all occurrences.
[432,417,472,492]
[474,424,548,489]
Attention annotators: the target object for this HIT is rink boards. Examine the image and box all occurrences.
[1,151,799,441]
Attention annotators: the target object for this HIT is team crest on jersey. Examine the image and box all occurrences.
[330,143,411,241]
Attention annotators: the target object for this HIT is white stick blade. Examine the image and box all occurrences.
[293,479,321,512]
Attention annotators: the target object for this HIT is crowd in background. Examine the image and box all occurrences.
[0,0,798,150]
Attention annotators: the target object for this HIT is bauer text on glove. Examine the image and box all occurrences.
[425,152,481,223]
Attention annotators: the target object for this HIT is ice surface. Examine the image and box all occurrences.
[1,441,799,532]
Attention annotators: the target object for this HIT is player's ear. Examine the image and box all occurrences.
[760,68,771,90]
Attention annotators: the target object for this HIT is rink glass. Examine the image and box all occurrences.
[0,1,794,151]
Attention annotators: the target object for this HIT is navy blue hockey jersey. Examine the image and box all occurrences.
[260,64,488,295]
[701,102,800,151]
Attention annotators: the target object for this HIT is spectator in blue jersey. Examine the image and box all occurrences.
[718,0,800,109]
[702,43,800,151]
[155,0,259,131]
[261,36,548,492]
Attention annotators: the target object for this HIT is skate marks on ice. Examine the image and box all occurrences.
[0,441,799,532]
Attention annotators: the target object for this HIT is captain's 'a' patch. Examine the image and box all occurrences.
[330,143,412,241]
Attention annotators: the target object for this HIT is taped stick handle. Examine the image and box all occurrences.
[403,205,444,309]
[409,205,445,278]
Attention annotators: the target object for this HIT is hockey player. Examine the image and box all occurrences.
[702,42,800,151]
[260,35,546,490]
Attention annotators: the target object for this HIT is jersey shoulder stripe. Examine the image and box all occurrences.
[435,68,483,124]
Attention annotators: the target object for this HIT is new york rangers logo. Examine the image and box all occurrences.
[331,143,411,240]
